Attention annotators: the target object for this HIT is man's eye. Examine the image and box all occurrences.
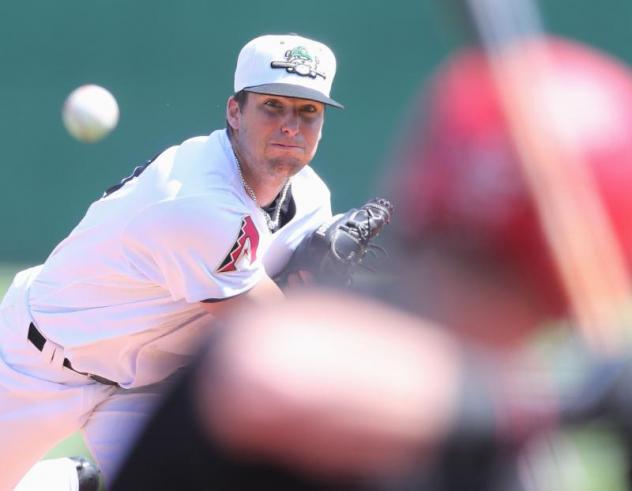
[264,100,282,108]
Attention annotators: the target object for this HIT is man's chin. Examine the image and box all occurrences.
[268,157,308,178]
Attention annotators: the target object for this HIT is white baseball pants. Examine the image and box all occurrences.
[0,268,167,490]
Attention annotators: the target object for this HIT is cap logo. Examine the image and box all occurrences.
[270,46,326,80]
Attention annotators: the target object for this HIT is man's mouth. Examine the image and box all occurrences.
[271,143,303,150]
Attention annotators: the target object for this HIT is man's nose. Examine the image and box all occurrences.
[281,111,300,136]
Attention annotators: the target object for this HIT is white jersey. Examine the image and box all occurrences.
[27,129,332,387]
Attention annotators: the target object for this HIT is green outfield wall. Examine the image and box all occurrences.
[2,0,632,262]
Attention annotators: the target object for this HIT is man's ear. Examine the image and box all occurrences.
[317,110,325,142]
[226,96,241,132]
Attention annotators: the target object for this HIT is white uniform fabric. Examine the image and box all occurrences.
[16,458,83,491]
[0,128,332,490]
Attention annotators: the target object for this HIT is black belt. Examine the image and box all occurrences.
[27,323,119,386]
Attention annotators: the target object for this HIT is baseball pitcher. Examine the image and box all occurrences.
[1,33,391,490]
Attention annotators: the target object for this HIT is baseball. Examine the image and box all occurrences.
[62,84,119,143]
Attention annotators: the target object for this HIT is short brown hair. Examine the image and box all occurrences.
[226,90,249,137]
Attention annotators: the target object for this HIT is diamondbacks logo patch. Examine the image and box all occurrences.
[217,216,260,273]
[271,46,326,79]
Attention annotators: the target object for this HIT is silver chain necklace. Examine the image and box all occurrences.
[233,151,290,232]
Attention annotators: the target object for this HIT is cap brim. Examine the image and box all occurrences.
[243,83,344,109]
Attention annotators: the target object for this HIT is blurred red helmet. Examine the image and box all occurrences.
[393,37,632,316]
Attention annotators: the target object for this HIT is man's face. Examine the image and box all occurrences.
[228,92,325,179]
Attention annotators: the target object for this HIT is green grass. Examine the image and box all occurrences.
[43,433,92,460]
[0,264,96,479]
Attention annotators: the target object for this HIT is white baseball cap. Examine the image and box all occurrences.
[234,34,344,109]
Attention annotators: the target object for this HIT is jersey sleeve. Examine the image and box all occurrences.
[121,195,265,303]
